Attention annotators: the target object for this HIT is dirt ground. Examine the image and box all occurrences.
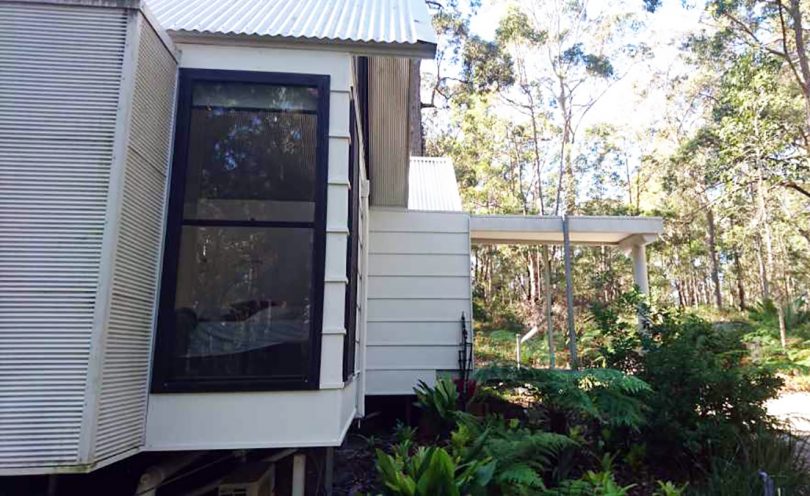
[768,392,810,434]
[768,391,810,467]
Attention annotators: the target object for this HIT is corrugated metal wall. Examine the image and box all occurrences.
[365,209,472,395]
[0,3,128,470]
[93,15,176,462]
[368,57,410,207]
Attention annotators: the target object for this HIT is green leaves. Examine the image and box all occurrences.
[462,35,515,93]
[374,444,495,496]
[496,6,547,45]
[414,379,461,432]
[475,366,652,430]
[561,43,616,78]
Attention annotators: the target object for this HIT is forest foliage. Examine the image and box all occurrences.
[367,301,807,495]
[420,0,810,373]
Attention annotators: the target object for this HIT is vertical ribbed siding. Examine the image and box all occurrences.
[0,3,127,469]
[93,16,176,462]
[369,57,410,207]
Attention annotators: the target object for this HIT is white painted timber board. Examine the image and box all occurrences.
[366,209,472,395]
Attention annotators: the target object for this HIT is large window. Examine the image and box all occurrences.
[152,69,330,392]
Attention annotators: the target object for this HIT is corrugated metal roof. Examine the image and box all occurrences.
[408,156,463,212]
[146,0,437,57]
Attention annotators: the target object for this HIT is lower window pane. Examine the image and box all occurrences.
[171,226,314,382]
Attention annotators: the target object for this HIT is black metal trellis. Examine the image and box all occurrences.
[458,312,474,406]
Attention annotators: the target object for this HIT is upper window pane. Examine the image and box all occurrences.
[183,81,319,222]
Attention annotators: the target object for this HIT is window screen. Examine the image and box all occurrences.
[153,70,329,392]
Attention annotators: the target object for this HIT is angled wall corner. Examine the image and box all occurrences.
[0,1,177,474]
[87,10,178,465]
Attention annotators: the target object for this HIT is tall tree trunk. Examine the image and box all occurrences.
[527,253,534,304]
[733,250,747,311]
[542,246,555,368]
[778,305,788,349]
[706,208,723,308]
[555,77,575,215]
[787,0,810,137]
[756,237,770,301]
[703,275,711,306]
[408,59,423,155]
[754,171,786,348]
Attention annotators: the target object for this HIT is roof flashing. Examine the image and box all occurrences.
[167,30,437,58]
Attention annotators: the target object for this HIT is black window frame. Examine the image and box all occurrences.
[151,68,330,393]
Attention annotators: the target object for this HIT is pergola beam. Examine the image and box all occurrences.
[470,215,663,247]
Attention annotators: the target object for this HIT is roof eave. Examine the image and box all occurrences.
[168,30,437,59]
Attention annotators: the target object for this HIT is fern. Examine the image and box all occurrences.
[475,366,652,430]
[452,415,577,495]
[497,463,545,491]
[487,431,577,473]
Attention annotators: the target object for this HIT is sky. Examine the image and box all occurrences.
[469,0,705,131]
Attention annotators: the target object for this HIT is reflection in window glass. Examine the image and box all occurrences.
[154,73,326,391]
[172,227,313,380]
[183,82,318,222]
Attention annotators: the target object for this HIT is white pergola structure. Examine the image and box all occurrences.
[469,215,664,368]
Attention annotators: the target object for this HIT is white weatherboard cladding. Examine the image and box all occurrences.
[146,44,355,448]
[0,2,128,470]
[145,379,359,450]
[366,209,473,395]
[92,16,177,463]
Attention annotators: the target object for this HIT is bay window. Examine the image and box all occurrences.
[152,69,329,392]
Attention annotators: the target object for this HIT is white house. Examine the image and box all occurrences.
[0,0,663,489]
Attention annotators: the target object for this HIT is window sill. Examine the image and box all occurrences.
[151,377,319,394]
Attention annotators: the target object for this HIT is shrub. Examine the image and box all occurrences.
[374,442,495,496]
[587,294,784,473]
[542,454,635,495]
[653,481,687,496]
[414,379,460,435]
[691,430,810,496]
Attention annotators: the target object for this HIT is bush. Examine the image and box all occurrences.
[691,430,810,495]
[414,379,460,435]
[587,294,784,473]
[542,454,637,495]
[374,442,495,496]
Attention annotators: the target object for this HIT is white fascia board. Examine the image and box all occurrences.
[470,215,664,246]
[168,32,437,59]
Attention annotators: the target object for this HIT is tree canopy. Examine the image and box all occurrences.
[422,0,810,361]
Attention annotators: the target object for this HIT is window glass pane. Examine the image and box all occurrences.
[171,226,313,381]
[192,81,318,112]
[183,81,319,222]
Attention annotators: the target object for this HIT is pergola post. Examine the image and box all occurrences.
[630,243,649,295]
